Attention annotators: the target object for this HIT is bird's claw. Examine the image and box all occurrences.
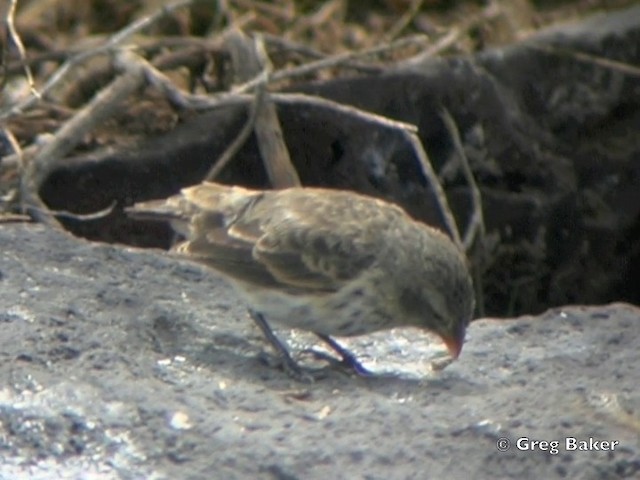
[257,351,324,383]
[302,348,375,377]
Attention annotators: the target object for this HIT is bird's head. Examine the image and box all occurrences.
[397,239,475,359]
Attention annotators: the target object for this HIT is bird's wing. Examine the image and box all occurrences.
[131,183,392,294]
[250,218,377,292]
[184,191,381,293]
[242,191,384,293]
[173,208,282,290]
[179,212,374,294]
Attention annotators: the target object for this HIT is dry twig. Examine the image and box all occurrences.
[204,71,267,182]
[529,44,640,77]
[440,107,486,316]
[4,0,39,98]
[217,29,300,188]
[231,34,430,95]
[404,132,462,248]
[401,2,501,66]
[439,108,485,252]
[384,0,426,42]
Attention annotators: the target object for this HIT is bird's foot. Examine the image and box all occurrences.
[257,351,325,384]
[316,333,376,377]
[304,348,375,377]
[250,309,324,383]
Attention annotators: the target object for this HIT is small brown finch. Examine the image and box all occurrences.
[127,182,474,381]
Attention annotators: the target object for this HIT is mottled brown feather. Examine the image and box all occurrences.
[169,183,393,294]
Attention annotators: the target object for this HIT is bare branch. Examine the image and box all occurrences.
[440,107,486,316]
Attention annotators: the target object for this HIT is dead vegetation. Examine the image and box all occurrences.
[2,0,633,197]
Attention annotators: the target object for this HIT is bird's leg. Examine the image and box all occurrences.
[248,310,316,383]
[313,333,375,377]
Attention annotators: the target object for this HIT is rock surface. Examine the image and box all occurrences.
[1,224,639,479]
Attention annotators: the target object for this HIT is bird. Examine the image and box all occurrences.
[126,182,475,382]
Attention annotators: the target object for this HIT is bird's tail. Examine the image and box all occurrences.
[126,191,194,220]
[125,182,264,234]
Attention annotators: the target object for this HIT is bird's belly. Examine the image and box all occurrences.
[233,282,393,336]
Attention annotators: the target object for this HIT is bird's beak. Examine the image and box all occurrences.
[442,323,466,359]
[442,335,463,359]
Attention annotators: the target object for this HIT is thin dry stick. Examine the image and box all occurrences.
[0,214,30,222]
[0,143,36,170]
[261,33,383,74]
[47,201,116,221]
[1,126,21,164]
[439,108,485,252]
[205,72,267,181]
[0,128,35,221]
[231,34,430,95]
[529,44,640,77]
[18,189,58,226]
[261,33,326,60]
[13,136,62,228]
[384,0,426,42]
[288,0,343,39]
[209,29,300,187]
[250,33,300,188]
[232,0,293,21]
[1,22,6,92]
[401,2,501,66]
[126,47,214,108]
[157,88,438,209]
[440,107,486,316]
[178,90,419,133]
[5,0,39,98]
[274,93,419,132]
[404,132,462,248]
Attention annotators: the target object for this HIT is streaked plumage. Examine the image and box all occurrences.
[127,182,474,380]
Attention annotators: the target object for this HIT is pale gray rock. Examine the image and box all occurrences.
[1,224,638,479]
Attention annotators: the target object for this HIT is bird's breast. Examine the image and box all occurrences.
[231,276,395,337]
